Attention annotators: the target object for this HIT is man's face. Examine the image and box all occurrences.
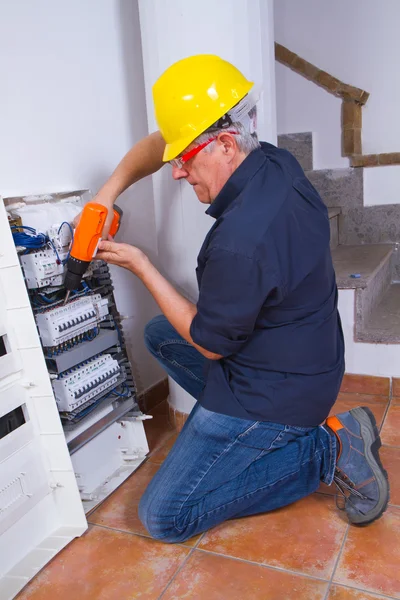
[171,132,246,204]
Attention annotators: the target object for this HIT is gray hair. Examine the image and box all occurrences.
[193,106,260,157]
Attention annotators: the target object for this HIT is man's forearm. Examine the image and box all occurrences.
[97,131,166,202]
[140,261,222,361]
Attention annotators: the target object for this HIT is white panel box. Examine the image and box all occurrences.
[0,439,50,537]
[35,294,109,347]
[0,282,22,383]
[52,354,120,412]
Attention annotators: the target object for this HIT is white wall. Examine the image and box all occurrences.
[139,0,277,413]
[274,0,400,204]
[0,0,165,392]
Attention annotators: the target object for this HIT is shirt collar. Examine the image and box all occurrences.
[206,145,267,219]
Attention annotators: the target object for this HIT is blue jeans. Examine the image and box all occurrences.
[139,315,337,543]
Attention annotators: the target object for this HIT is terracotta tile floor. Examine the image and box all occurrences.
[17,393,400,600]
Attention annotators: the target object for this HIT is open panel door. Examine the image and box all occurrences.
[0,200,87,600]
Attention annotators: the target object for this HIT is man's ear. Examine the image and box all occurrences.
[218,132,237,157]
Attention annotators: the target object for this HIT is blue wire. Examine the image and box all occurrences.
[38,294,55,303]
[11,225,63,264]
[111,383,130,398]
[11,226,48,250]
[58,221,74,238]
[47,239,62,264]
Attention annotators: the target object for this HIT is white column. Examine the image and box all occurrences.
[138,0,277,414]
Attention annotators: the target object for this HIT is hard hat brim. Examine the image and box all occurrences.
[162,134,201,162]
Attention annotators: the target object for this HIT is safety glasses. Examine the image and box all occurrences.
[169,131,238,169]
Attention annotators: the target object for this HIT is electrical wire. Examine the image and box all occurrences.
[11,225,48,251]
[58,221,74,263]
[11,225,63,263]
[110,382,130,398]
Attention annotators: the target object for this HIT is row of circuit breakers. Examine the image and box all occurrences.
[7,199,137,429]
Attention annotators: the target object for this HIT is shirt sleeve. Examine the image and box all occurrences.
[190,246,284,357]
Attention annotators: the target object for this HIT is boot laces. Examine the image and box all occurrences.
[333,469,373,515]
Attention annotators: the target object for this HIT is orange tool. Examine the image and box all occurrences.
[63,202,122,304]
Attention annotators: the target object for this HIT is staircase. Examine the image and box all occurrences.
[278,133,400,376]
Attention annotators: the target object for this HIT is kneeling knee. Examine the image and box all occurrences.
[138,496,187,544]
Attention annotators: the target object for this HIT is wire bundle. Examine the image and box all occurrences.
[11,222,74,264]
[11,225,48,250]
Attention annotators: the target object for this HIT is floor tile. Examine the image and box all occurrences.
[199,494,347,579]
[148,433,178,464]
[334,506,400,598]
[89,460,160,536]
[327,584,392,599]
[381,446,400,506]
[88,456,199,547]
[144,414,175,453]
[329,395,388,429]
[340,374,390,397]
[381,404,400,447]
[180,533,204,548]
[16,525,189,600]
[162,551,328,600]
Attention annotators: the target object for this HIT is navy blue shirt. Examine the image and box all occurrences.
[190,142,345,427]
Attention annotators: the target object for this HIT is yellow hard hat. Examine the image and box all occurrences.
[152,54,254,162]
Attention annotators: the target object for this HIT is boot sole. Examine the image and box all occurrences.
[348,406,390,525]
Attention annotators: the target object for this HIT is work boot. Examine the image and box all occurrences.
[325,406,389,526]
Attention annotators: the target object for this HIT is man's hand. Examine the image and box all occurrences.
[96,239,149,277]
[73,194,115,239]
[97,239,222,361]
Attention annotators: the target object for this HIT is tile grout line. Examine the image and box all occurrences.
[87,521,156,541]
[193,547,331,584]
[331,582,399,600]
[87,521,204,551]
[379,391,393,435]
[322,522,350,600]
[157,546,198,600]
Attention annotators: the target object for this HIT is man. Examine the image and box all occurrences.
[95,54,389,542]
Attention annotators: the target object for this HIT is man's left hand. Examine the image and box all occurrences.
[97,240,149,277]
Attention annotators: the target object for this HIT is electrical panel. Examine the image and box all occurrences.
[3,191,145,479]
[1,191,150,598]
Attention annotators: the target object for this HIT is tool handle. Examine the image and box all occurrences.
[109,205,123,237]
[71,202,108,262]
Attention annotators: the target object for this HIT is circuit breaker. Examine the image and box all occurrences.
[35,295,109,348]
[52,353,121,412]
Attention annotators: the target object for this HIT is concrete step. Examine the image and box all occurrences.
[277,132,313,171]
[306,168,363,211]
[332,243,394,343]
[358,283,400,344]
